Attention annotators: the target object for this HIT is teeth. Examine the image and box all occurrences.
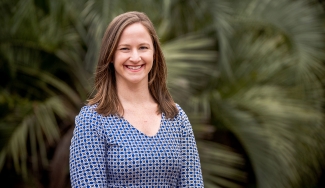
[127,65,142,70]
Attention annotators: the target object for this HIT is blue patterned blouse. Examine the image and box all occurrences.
[69,104,203,187]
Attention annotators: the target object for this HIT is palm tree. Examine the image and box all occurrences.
[198,0,325,187]
[0,0,88,186]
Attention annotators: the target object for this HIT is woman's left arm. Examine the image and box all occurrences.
[178,109,204,187]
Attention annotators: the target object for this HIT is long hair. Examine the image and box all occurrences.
[88,11,178,118]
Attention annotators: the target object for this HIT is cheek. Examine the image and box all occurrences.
[148,60,155,73]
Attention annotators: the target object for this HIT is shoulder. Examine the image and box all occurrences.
[78,104,98,115]
[167,103,190,127]
[174,103,188,120]
[172,103,193,136]
[75,104,102,127]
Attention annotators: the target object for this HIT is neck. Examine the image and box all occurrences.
[117,80,154,106]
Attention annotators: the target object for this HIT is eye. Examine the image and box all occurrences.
[119,47,129,51]
[139,46,148,50]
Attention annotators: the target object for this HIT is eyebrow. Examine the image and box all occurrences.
[117,43,151,47]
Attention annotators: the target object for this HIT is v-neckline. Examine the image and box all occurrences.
[121,113,164,138]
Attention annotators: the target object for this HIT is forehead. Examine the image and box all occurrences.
[118,23,152,43]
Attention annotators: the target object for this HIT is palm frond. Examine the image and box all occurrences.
[18,66,81,106]
[0,96,71,178]
[201,0,325,187]
[156,0,212,40]
[211,85,325,188]
[198,141,247,188]
[163,34,217,108]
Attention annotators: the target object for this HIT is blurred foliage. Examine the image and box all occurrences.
[1,0,325,187]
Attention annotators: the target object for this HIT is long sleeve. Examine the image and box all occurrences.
[178,108,204,187]
[69,106,108,188]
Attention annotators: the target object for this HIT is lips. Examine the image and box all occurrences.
[125,65,143,70]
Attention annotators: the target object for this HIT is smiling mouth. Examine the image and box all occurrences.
[126,65,143,70]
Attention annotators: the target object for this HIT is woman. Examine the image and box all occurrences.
[69,11,203,187]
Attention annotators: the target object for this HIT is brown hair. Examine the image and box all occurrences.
[87,11,178,118]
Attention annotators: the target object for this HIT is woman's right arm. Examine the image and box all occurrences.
[69,106,108,188]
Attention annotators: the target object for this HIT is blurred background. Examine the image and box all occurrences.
[1,0,325,187]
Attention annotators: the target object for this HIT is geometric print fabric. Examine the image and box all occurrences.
[69,104,204,187]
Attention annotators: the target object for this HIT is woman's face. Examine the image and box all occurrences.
[113,22,154,87]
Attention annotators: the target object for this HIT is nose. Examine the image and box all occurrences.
[129,50,141,62]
